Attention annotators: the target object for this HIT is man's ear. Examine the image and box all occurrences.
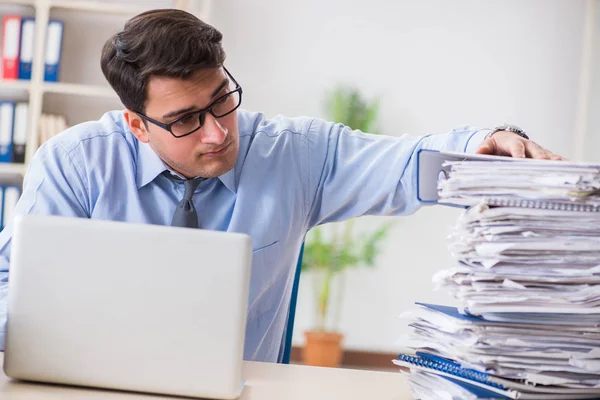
[123,109,149,143]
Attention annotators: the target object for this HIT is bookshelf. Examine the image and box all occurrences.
[3,0,34,5]
[50,0,147,15]
[0,0,211,184]
[0,79,30,90]
[42,81,117,97]
[0,161,25,175]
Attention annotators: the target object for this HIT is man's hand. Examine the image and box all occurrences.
[476,130,565,160]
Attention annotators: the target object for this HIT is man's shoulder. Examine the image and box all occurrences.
[237,109,319,140]
[43,110,134,157]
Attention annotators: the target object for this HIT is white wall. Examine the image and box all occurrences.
[584,0,600,162]
[211,0,587,352]
[50,0,589,353]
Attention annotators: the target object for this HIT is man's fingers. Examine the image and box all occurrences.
[477,133,567,160]
[525,142,567,160]
[546,150,567,161]
[509,140,526,158]
[476,138,496,155]
[524,141,549,159]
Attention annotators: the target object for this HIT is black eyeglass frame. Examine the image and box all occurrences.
[135,67,243,138]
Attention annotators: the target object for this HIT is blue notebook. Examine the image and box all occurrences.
[440,374,512,399]
[395,352,600,399]
[394,352,514,399]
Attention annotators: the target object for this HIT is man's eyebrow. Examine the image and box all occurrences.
[162,106,196,120]
[211,78,229,98]
[161,78,230,120]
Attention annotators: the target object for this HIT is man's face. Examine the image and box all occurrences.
[125,67,240,179]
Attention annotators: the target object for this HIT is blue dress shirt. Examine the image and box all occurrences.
[0,109,487,361]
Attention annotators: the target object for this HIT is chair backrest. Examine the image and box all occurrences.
[280,243,304,364]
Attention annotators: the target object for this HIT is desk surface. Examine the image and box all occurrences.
[0,353,413,399]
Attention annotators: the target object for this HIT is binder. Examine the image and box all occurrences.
[2,185,20,229]
[2,15,22,80]
[12,102,27,163]
[44,19,64,82]
[18,17,35,80]
[0,102,15,163]
[394,352,600,399]
[416,150,520,204]
[416,149,600,212]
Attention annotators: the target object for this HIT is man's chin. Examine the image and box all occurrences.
[193,159,236,179]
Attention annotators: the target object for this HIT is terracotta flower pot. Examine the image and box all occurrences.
[302,330,344,367]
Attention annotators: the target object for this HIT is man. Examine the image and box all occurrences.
[0,9,562,362]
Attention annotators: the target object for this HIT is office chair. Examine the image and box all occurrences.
[280,242,304,364]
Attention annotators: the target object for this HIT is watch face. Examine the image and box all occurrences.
[502,124,524,134]
[496,124,528,139]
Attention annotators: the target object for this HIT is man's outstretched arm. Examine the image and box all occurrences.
[304,121,560,229]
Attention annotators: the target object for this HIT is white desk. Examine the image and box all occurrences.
[0,353,413,399]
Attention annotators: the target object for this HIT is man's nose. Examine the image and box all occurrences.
[199,114,227,144]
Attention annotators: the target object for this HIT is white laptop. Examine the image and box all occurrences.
[3,215,252,399]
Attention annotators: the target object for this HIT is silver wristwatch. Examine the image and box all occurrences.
[488,124,529,140]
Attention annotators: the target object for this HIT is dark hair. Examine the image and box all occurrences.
[101,9,226,113]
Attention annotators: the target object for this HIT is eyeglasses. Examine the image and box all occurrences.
[135,67,243,138]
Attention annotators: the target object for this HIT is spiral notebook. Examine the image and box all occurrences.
[416,149,600,212]
[394,352,600,399]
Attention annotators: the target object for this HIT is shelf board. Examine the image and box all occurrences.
[0,79,31,91]
[42,82,118,98]
[0,163,26,178]
[49,0,147,15]
[0,0,34,5]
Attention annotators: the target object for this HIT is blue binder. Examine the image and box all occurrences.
[44,19,64,82]
[18,17,35,80]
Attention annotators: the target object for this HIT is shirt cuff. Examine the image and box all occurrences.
[465,129,492,153]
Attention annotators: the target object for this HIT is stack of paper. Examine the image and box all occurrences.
[397,157,600,400]
[440,203,600,316]
[437,160,600,210]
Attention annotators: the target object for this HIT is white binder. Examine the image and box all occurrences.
[417,149,523,204]
[2,186,20,229]
[0,102,15,163]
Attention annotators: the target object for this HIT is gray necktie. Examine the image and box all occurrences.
[165,172,205,228]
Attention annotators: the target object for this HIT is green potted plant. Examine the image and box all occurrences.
[301,86,394,367]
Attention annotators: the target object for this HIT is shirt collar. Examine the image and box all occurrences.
[135,141,237,194]
[136,141,167,189]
